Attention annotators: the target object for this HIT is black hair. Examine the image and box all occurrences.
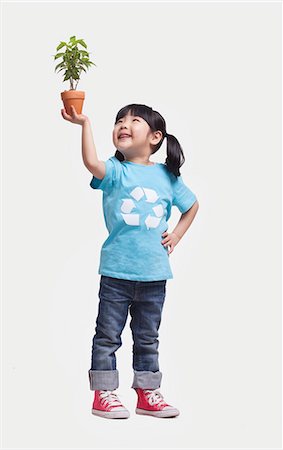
[113,103,185,177]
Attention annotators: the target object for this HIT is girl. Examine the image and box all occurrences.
[61,103,199,420]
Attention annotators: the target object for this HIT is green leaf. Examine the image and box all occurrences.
[54,52,65,60]
[76,39,87,49]
[78,62,88,69]
[56,41,67,51]
[54,61,66,71]
[55,67,66,74]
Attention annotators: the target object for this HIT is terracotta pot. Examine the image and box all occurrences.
[61,90,85,115]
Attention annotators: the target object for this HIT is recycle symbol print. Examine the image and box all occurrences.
[121,186,165,230]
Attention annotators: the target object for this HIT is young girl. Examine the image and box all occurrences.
[61,103,199,420]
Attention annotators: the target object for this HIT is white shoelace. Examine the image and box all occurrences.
[99,390,123,408]
[143,389,167,406]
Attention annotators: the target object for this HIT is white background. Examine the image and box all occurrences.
[2,1,281,449]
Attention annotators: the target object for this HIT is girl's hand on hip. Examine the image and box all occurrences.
[61,105,89,126]
[161,231,180,254]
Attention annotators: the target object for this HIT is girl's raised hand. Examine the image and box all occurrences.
[61,105,89,125]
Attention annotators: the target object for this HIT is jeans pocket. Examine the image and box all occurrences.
[99,276,132,301]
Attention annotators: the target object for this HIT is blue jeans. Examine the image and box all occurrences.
[88,275,167,390]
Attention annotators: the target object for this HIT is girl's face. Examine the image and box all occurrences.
[113,112,162,158]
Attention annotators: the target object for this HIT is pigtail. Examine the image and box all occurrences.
[164,133,185,177]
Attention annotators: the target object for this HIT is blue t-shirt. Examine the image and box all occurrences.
[90,156,197,281]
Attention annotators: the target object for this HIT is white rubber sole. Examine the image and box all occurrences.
[135,407,180,418]
[92,408,130,419]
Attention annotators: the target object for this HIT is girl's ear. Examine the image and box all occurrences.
[152,130,163,142]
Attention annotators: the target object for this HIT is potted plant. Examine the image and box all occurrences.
[53,35,96,115]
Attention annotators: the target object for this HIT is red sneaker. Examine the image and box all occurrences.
[134,388,180,418]
[92,390,130,419]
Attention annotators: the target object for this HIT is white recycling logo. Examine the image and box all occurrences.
[121,186,165,230]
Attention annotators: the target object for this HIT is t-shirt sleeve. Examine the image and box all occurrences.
[89,156,121,192]
[172,175,197,213]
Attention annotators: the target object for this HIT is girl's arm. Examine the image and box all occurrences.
[81,118,105,179]
[61,105,105,179]
[161,201,199,254]
[172,201,199,240]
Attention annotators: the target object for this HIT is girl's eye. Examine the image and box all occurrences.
[117,118,139,123]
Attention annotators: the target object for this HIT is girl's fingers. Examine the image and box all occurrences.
[168,244,174,254]
[61,108,74,121]
[61,108,69,117]
[61,106,75,115]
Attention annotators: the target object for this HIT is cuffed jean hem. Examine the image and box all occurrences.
[131,370,162,389]
[88,369,119,390]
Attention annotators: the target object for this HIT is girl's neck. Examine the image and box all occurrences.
[124,157,155,166]
[124,159,155,166]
